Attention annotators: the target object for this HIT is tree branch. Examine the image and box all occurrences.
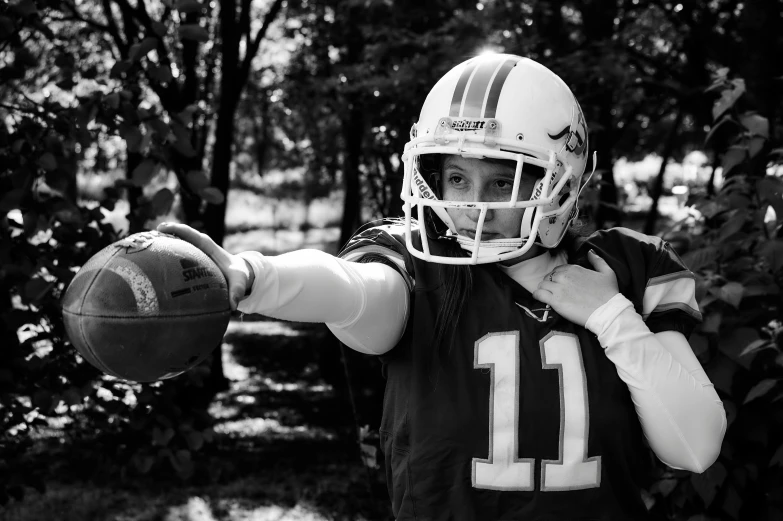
[237,0,285,96]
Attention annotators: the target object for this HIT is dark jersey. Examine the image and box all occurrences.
[339,221,702,521]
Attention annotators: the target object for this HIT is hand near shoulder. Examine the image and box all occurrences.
[533,250,620,328]
[157,222,254,310]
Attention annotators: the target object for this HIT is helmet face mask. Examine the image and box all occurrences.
[400,54,592,265]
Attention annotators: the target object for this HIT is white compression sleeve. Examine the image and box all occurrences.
[235,250,409,355]
[585,294,727,473]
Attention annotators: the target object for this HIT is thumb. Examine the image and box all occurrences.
[588,249,613,274]
[228,286,244,311]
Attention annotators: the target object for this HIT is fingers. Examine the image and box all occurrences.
[532,288,553,304]
[587,249,613,274]
[157,222,220,258]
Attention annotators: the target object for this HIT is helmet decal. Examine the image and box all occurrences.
[449,55,521,119]
[547,112,588,157]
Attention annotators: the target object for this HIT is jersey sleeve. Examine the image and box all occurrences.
[338,219,415,293]
[578,228,702,337]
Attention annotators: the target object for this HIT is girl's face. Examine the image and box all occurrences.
[441,155,539,241]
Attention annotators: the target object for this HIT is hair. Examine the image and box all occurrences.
[422,153,589,384]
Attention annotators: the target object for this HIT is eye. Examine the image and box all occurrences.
[495,179,513,190]
[448,174,465,186]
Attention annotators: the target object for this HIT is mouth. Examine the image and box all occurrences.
[461,230,499,240]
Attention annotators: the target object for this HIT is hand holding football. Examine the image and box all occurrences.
[61,231,231,382]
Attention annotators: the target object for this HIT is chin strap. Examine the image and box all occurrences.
[577,151,598,202]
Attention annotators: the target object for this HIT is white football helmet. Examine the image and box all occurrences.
[400,54,594,265]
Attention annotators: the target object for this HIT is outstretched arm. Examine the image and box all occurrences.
[237,249,408,355]
[158,223,409,355]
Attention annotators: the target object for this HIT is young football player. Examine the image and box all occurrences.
[159,54,725,521]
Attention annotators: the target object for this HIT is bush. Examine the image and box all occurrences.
[645,71,783,521]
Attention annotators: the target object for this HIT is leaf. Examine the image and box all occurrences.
[177,105,198,126]
[151,188,175,216]
[175,0,204,13]
[701,312,722,334]
[149,64,172,84]
[756,178,783,228]
[770,443,783,467]
[23,277,54,304]
[120,125,143,153]
[717,282,744,308]
[739,113,769,138]
[38,152,57,171]
[131,159,160,186]
[186,170,210,191]
[739,339,773,357]
[718,215,745,241]
[110,60,132,79]
[690,462,726,507]
[744,378,778,404]
[104,91,120,109]
[133,453,154,474]
[712,79,745,120]
[0,17,15,40]
[185,431,204,451]
[170,449,194,477]
[63,387,82,406]
[757,240,783,272]
[721,145,746,175]
[199,187,225,204]
[689,333,709,357]
[748,136,766,158]
[651,478,678,497]
[152,22,167,37]
[10,0,38,17]
[170,122,197,157]
[721,485,742,520]
[682,246,718,271]
[718,327,759,370]
[152,426,175,446]
[178,24,209,42]
[0,189,25,212]
[360,442,380,469]
[31,389,54,413]
[129,37,158,62]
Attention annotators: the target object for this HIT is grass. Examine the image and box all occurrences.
[5,302,390,521]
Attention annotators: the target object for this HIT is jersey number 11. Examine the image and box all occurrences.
[472,331,601,492]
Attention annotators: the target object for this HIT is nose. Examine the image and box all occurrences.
[466,206,494,223]
[461,186,495,223]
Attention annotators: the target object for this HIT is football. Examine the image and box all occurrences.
[61,230,231,382]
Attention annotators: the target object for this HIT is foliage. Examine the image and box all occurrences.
[0,0,254,504]
[644,72,783,520]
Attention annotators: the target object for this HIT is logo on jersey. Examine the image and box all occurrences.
[515,302,552,322]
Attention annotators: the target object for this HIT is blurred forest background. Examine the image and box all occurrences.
[1,0,783,520]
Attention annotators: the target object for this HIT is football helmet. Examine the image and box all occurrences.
[400,54,594,265]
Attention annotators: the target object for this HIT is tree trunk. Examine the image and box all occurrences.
[737,0,780,176]
[339,105,364,246]
[579,0,621,229]
[643,109,684,235]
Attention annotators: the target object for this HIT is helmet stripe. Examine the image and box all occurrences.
[450,60,478,117]
[461,56,506,118]
[483,57,520,118]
